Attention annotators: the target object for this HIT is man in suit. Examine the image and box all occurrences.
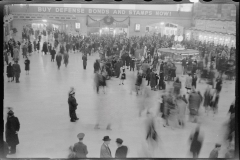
[73,133,88,158]
[115,138,128,158]
[100,136,112,158]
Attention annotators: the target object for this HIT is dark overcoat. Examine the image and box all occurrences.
[5,116,20,146]
[24,59,30,71]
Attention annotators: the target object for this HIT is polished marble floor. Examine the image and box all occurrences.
[4,50,235,158]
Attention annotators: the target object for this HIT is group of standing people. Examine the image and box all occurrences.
[68,134,128,158]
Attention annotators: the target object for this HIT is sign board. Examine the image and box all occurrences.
[75,23,80,29]
[135,24,140,31]
[10,6,192,18]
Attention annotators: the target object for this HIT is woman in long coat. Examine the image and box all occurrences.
[146,67,151,85]
[5,110,20,154]
[6,62,13,82]
[24,57,30,75]
[63,52,69,67]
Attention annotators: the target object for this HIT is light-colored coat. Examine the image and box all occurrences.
[185,75,192,89]
[176,99,187,121]
[100,143,112,158]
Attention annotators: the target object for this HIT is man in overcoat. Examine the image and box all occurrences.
[68,89,79,122]
[100,136,112,158]
[73,133,88,158]
[12,61,21,83]
[115,138,128,158]
[5,110,20,154]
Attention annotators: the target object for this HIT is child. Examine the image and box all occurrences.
[119,67,126,85]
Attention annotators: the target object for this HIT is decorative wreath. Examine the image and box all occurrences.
[103,16,114,25]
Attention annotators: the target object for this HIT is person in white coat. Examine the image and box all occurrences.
[176,95,187,128]
[185,73,193,94]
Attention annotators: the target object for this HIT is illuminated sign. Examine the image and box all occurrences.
[75,23,80,29]
[135,24,140,31]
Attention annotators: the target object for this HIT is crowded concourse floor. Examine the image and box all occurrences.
[4,49,235,158]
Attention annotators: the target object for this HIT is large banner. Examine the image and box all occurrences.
[10,6,192,18]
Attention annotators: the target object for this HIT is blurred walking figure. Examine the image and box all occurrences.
[209,143,221,158]
[211,92,220,116]
[5,109,20,154]
[188,88,202,123]
[100,136,112,158]
[63,52,69,67]
[94,59,100,73]
[119,66,126,85]
[56,52,62,69]
[135,71,143,95]
[215,77,222,94]
[24,57,30,75]
[94,71,106,94]
[173,77,181,96]
[203,86,213,115]
[185,73,192,94]
[145,112,158,157]
[68,87,79,122]
[50,47,56,62]
[192,73,198,89]
[82,53,87,70]
[72,133,88,158]
[163,90,175,127]
[189,126,203,158]
[115,138,128,158]
[176,95,187,128]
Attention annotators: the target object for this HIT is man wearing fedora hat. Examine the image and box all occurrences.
[100,136,112,158]
[73,133,88,158]
[68,88,79,122]
[115,138,128,158]
[5,109,20,154]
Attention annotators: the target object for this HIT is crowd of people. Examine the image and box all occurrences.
[3,31,236,158]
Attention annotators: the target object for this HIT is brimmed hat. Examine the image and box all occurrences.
[116,138,123,144]
[7,110,14,116]
[103,136,111,141]
[77,133,85,139]
[69,87,75,95]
